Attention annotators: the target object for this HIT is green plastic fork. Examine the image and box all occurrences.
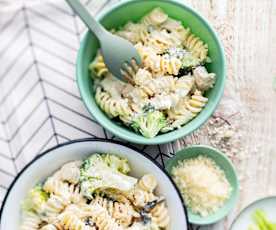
[66,0,141,82]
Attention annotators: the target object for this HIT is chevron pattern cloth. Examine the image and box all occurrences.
[0,0,179,208]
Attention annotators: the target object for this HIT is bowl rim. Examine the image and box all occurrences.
[0,138,190,229]
[230,196,276,229]
[165,144,240,225]
[76,0,226,145]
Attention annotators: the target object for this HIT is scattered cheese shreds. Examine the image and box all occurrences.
[172,155,232,217]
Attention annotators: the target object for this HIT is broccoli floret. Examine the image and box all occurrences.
[103,154,130,174]
[22,184,49,212]
[131,111,166,138]
[80,154,137,199]
[182,53,201,68]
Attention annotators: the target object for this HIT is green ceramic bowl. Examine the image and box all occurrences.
[77,0,226,145]
[165,145,239,225]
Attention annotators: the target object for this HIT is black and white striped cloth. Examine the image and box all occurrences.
[0,0,176,208]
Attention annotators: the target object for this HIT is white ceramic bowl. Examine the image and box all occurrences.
[230,196,276,229]
[0,138,188,229]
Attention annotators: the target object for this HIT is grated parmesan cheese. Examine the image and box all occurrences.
[172,155,232,217]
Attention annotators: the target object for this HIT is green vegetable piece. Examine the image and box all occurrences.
[248,224,259,230]
[103,154,130,174]
[257,209,275,230]
[22,185,49,212]
[80,154,137,199]
[131,111,166,138]
[181,53,201,68]
[250,209,276,230]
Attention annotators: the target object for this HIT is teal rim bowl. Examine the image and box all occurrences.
[165,145,239,225]
[77,0,226,145]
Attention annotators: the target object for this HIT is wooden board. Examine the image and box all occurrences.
[175,0,276,229]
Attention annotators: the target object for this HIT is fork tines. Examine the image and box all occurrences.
[120,58,140,84]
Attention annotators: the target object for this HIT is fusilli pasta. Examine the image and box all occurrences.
[185,89,208,115]
[183,31,208,62]
[141,7,168,26]
[40,224,58,230]
[58,212,90,230]
[59,161,81,185]
[90,7,215,138]
[150,202,170,228]
[84,203,123,230]
[89,51,108,78]
[43,177,70,199]
[21,212,41,230]
[21,154,170,229]
[95,87,132,118]
[138,174,158,192]
[91,195,139,227]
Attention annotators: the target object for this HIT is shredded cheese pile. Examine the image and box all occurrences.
[172,155,232,217]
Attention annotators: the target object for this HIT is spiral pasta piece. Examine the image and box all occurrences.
[40,224,58,230]
[119,114,133,126]
[58,212,89,230]
[68,184,86,204]
[142,8,168,26]
[130,187,157,207]
[134,69,176,96]
[21,212,41,230]
[148,75,194,110]
[185,89,208,114]
[89,52,108,78]
[122,84,148,110]
[84,203,123,230]
[133,68,153,86]
[43,177,70,199]
[150,202,170,228]
[164,90,207,131]
[138,174,158,192]
[141,51,182,75]
[116,22,149,44]
[95,87,132,118]
[59,161,81,185]
[174,75,195,97]
[144,30,179,54]
[149,93,179,110]
[147,76,176,95]
[161,18,190,43]
[91,195,138,227]
[163,98,194,132]
[159,55,182,75]
[183,32,208,62]
[135,43,160,73]
[43,194,69,215]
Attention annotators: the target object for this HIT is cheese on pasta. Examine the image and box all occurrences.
[90,7,216,138]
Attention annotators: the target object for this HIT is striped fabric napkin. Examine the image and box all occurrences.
[0,0,174,208]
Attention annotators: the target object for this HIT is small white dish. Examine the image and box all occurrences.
[0,138,188,230]
[230,196,276,229]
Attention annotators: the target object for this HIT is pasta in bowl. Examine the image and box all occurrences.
[77,0,226,144]
[0,139,187,230]
[91,8,215,138]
